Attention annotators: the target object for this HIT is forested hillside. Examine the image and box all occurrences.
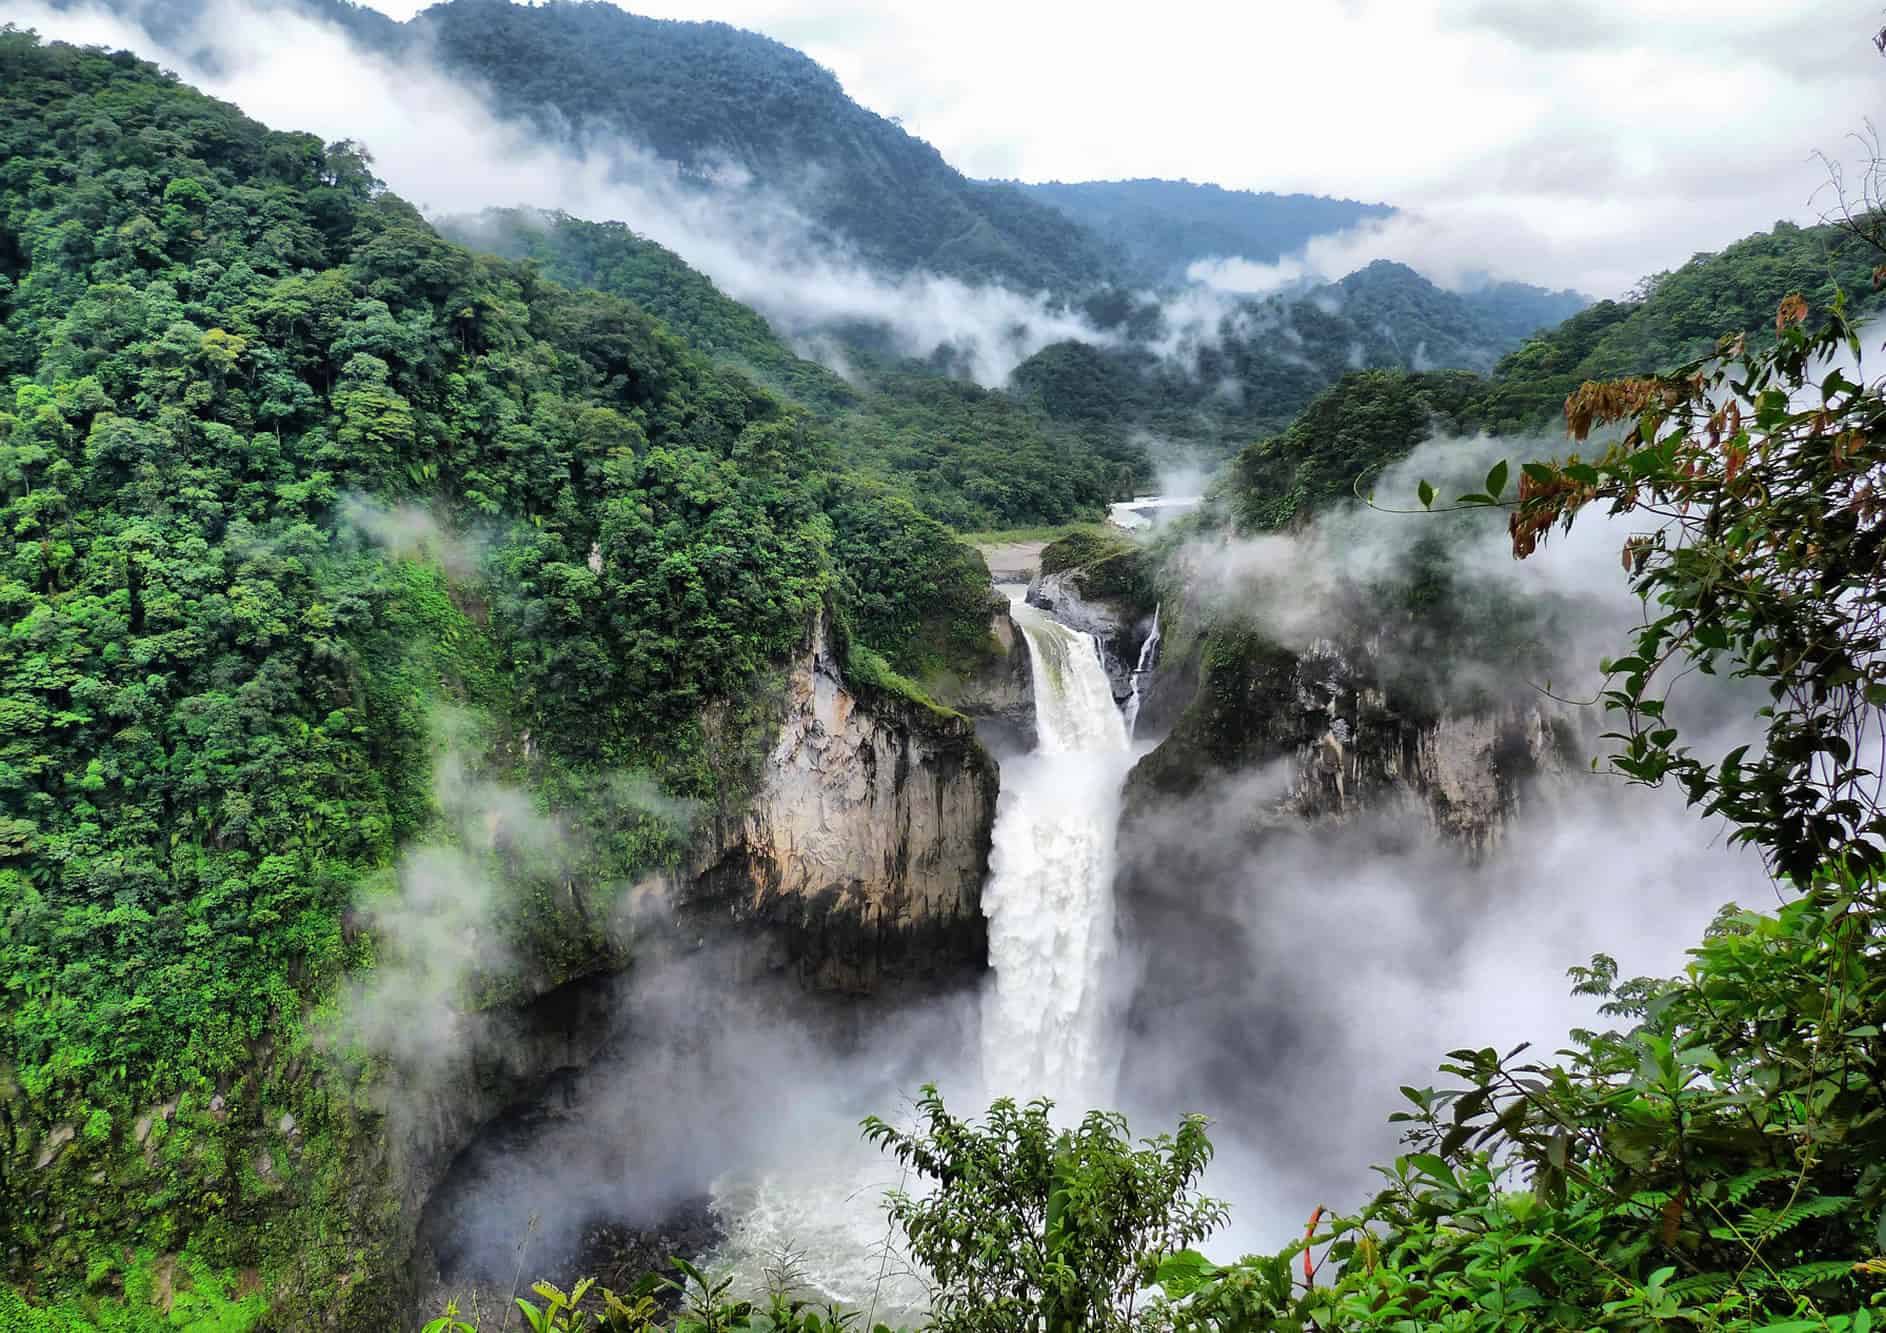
[440,208,859,413]
[376,0,1118,293]
[1011,177,1395,283]
[1476,218,1883,433]
[1010,259,1587,455]
[1214,216,1886,531]
[445,208,1147,528]
[77,0,1602,480]
[0,33,999,1318]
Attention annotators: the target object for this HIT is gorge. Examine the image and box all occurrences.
[3,10,1883,1330]
[396,506,1765,1317]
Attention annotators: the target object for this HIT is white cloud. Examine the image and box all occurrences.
[12,0,1115,385]
[503,0,1883,298]
[28,0,1871,317]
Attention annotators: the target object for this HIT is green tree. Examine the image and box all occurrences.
[862,1087,1225,1333]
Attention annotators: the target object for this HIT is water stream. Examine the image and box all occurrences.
[979,589,1135,1106]
[707,587,1137,1309]
[1123,603,1162,740]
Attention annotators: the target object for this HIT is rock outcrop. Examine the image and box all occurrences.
[1,606,1004,1328]
[1026,533,1157,704]
[1113,618,1582,1164]
[930,596,1036,756]
[683,607,999,995]
[1128,628,1573,853]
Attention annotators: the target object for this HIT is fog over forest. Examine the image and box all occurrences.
[1,3,1882,1331]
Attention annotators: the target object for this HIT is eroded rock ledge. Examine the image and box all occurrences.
[1127,629,1574,854]
[683,608,998,995]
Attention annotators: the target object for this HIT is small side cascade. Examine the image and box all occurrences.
[1122,602,1163,738]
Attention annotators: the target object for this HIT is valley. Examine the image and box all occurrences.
[1,5,1883,1331]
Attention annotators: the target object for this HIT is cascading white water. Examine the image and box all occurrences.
[709,586,1139,1306]
[979,588,1136,1107]
[1122,603,1162,740]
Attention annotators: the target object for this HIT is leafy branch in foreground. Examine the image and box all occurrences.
[1428,295,1886,882]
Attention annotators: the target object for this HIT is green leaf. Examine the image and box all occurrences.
[1485,459,1509,500]
[1155,1248,1218,1298]
[1418,479,1435,509]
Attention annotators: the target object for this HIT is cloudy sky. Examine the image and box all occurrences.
[336,0,1883,295]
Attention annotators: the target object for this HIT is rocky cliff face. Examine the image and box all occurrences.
[7,608,1003,1327]
[683,607,999,994]
[1113,618,1581,1154]
[1124,623,1575,853]
[931,597,1036,756]
[1027,554,1157,705]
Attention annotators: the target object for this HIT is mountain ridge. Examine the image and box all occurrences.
[1006,176,1396,284]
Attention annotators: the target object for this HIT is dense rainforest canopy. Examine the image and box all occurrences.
[0,33,1000,1313]
[80,0,1596,480]
[1216,215,1886,536]
[1008,260,1589,456]
[441,209,1146,529]
[169,0,1118,294]
[7,6,1886,1330]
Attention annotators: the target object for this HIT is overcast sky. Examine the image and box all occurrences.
[339,0,1884,295]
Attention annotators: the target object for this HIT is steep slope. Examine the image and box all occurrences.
[450,208,1149,529]
[440,208,860,413]
[0,33,1003,1323]
[1456,277,1593,343]
[1330,260,1585,369]
[1476,217,1884,432]
[1132,213,1886,823]
[1012,177,1395,283]
[78,0,1123,295]
[402,0,1118,293]
[1013,261,1585,455]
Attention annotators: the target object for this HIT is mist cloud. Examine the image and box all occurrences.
[14,0,1118,386]
[1115,427,1783,1252]
[602,0,1877,301]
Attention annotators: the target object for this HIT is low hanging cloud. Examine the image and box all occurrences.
[1188,207,1599,297]
[606,0,1877,302]
[1113,424,1787,1252]
[12,0,1119,386]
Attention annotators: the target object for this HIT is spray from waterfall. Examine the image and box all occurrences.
[979,589,1137,1109]
[709,587,1140,1306]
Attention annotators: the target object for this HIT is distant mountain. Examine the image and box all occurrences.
[400,0,1121,293]
[1009,178,1395,285]
[1218,216,1886,533]
[72,0,1590,465]
[76,0,1121,292]
[1454,279,1592,344]
[1326,261,1588,369]
[1013,260,1588,453]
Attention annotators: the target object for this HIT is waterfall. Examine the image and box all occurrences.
[979,589,1135,1107]
[708,588,1137,1306]
[1122,603,1162,739]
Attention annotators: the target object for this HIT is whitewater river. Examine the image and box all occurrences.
[708,587,1140,1312]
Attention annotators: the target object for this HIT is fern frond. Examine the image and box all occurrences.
[1721,1168,1794,1205]
[1666,1270,1736,1300]
[1743,1194,1855,1241]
